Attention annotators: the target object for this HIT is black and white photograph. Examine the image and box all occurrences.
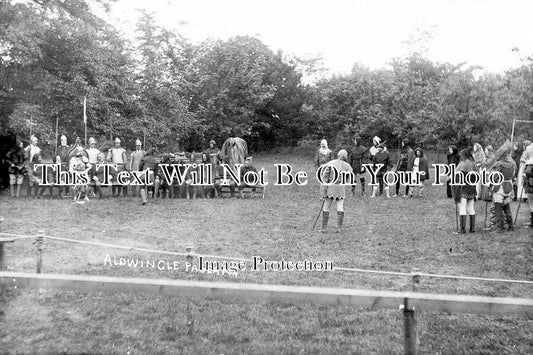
[1,0,532,353]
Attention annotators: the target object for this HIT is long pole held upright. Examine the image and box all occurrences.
[83,97,87,146]
[510,118,516,149]
[55,115,59,158]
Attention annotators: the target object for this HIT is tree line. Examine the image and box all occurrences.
[2,0,533,155]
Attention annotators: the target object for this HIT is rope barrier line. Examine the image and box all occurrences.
[335,267,533,285]
[335,267,412,277]
[1,232,532,285]
[0,232,39,240]
[44,235,251,262]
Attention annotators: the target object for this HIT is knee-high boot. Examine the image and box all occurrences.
[494,203,505,232]
[469,215,475,233]
[460,215,466,233]
[360,178,366,196]
[503,204,514,231]
[320,211,329,233]
[337,211,344,232]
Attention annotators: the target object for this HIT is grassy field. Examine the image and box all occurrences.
[0,154,532,354]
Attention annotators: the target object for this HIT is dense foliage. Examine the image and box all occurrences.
[2,0,533,154]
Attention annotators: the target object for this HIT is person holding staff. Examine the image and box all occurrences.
[318,149,353,233]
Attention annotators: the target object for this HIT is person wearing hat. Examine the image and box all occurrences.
[107,137,127,197]
[129,139,145,197]
[205,140,221,164]
[5,140,27,198]
[370,142,392,198]
[318,149,353,232]
[453,147,477,233]
[349,136,369,196]
[315,139,333,168]
[369,136,382,160]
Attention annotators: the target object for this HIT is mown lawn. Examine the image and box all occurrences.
[0,154,532,354]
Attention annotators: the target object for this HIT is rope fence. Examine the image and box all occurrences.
[1,230,532,285]
[1,224,532,355]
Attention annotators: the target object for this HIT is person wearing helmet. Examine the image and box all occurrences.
[129,139,145,197]
[57,134,71,198]
[87,137,100,164]
[315,139,333,169]
[107,137,127,197]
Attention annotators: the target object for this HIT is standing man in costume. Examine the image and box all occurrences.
[205,140,220,163]
[25,135,41,164]
[129,139,145,197]
[86,137,100,196]
[86,137,100,165]
[446,145,460,198]
[370,143,391,198]
[511,141,523,201]
[5,140,27,198]
[410,148,430,197]
[57,134,71,198]
[319,149,353,233]
[107,137,127,197]
[491,141,516,232]
[69,146,91,202]
[369,136,383,161]
[315,139,333,168]
[349,136,368,196]
[138,148,157,205]
[453,148,477,233]
[517,140,533,201]
[396,138,415,197]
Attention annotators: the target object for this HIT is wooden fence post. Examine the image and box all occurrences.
[33,231,45,274]
[403,297,418,355]
[185,246,195,336]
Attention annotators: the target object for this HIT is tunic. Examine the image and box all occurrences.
[349,145,368,173]
[87,147,101,164]
[320,159,353,200]
[107,147,126,164]
[129,149,145,171]
[316,149,333,167]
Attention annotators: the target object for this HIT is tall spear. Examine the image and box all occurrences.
[83,97,87,146]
